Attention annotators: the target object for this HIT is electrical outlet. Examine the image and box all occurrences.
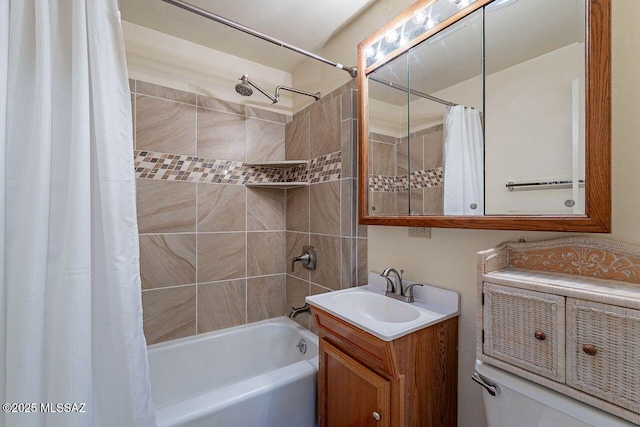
[408,227,431,238]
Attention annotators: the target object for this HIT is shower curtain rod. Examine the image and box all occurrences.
[161,0,358,78]
[369,76,457,107]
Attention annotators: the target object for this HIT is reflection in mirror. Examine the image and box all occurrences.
[408,9,484,216]
[485,0,586,215]
[368,53,410,216]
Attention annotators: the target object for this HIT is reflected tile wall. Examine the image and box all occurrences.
[133,80,289,344]
[284,80,367,330]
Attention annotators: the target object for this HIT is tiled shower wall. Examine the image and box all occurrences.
[369,125,444,216]
[284,80,368,330]
[131,80,291,345]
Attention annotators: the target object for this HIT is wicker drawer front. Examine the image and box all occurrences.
[483,283,565,382]
[567,299,640,413]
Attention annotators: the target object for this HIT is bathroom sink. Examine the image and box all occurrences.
[306,273,460,341]
[332,292,421,323]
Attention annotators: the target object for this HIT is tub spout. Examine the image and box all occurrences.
[289,303,311,319]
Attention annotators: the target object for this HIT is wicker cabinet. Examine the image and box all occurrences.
[477,238,640,425]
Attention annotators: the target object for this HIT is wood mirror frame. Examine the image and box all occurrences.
[357,0,611,232]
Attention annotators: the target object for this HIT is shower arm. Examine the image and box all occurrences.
[274,86,321,104]
[161,0,358,78]
[244,76,277,104]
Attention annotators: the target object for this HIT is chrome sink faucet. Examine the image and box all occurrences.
[380,267,423,303]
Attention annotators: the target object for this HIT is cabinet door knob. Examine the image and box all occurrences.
[534,331,546,341]
[373,412,381,421]
[583,344,597,356]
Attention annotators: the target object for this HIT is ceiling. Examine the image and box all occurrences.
[118,0,377,73]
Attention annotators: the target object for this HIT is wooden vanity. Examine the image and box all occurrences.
[312,307,458,426]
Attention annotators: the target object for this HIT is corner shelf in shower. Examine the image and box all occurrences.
[246,182,308,189]
[245,160,308,168]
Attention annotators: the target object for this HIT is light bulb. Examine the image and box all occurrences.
[399,37,409,47]
[375,50,385,61]
[426,17,439,30]
[364,45,375,58]
[384,29,399,43]
[412,9,427,25]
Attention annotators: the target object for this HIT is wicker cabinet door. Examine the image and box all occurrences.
[483,283,565,382]
[567,299,640,414]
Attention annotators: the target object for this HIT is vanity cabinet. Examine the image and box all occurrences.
[477,238,640,425]
[312,306,458,427]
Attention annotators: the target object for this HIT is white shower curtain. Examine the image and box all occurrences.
[1,1,156,426]
[443,105,485,215]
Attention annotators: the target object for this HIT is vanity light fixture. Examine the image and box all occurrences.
[385,29,400,43]
[426,23,465,45]
[364,45,376,58]
[412,9,428,25]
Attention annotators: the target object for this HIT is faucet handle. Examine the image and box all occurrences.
[403,283,423,300]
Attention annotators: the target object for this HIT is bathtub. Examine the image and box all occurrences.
[147,317,319,427]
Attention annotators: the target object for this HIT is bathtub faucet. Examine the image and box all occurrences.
[289,303,311,319]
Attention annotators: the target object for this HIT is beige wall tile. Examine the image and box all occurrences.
[397,135,424,176]
[136,179,196,233]
[247,106,289,124]
[424,186,444,215]
[286,275,310,328]
[129,79,135,92]
[310,96,341,158]
[309,234,341,290]
[247,232,285,276]
[142,286,196,345]
[424,129,444,169]
[341,119,353,178]
[285,113,310,161]
[136,81,196,104]
[341,238,355,289]
[197,184,246,232]
[197,280,246,333]
[310,181,340,235]
[136,95,196,155]
[197,96,245,116]
[397,189,424,216]
[370,191,396,216]
[287,232,310,281]
[357,238,368,286]
[371,141,395,176]
[247,188,284,231]
[198,233,246,282]
[341,179,352,237]
[139,234,196,290]
[247,275,285,323]
[246,118,285,163]
[197,108,246,161]
[341,91,352,121]
[286,186,309,232]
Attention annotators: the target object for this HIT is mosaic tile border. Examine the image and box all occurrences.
[285,151,341,183]
[369,167,443,192]
[134,150,341,185]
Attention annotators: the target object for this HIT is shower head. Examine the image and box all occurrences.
[235,75,253,97]
[233,73,321,105]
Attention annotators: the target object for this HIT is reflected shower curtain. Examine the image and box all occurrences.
[443,105,484,215]
[0,1,156,426]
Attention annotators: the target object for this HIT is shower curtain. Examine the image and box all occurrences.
[443,105,485,215]
[1,1,156,426]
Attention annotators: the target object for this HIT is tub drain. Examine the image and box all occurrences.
[296,339,307,354]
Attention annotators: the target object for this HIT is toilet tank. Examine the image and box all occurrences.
[474,360,636,427]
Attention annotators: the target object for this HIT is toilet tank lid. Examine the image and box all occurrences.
[474,360,636,426]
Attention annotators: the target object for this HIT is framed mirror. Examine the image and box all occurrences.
[358,0,610,232]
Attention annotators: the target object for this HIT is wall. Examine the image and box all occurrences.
[364,2,639,426]
[130,79,290,345]
[284,80,368,331]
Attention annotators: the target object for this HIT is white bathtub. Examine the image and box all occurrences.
[147,317,319,427]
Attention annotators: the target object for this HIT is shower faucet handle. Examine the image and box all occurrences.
[291,246,317,272]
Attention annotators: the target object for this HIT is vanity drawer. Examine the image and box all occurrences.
[567,299,640,413]
[483,283,565,382]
